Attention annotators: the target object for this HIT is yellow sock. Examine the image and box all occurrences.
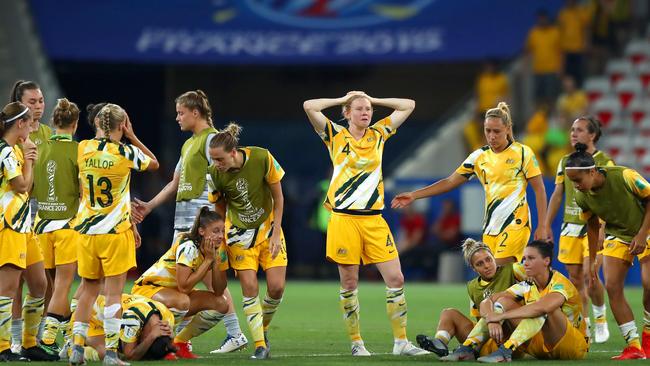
[22,295,44,348]
[72,322,89,347]
[339,288,362,343]
[0,296,12,353]
[463,318,488,347]
[174,310,224,343]
[620,321,641,350]
[386,287,407,341]
[41,313,66,345]
[262,295,282,331]
[503,316,545,350]
[243,297,265,348]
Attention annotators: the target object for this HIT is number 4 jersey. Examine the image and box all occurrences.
[72,138,151,234]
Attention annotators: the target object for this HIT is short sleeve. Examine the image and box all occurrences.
[175,240,200,268]
[512,263,527,281]
[554,158,565,185]
[548,278,570,301]
[455,148,482,179]
[505,281,530,301]
[1,146,22,181]
[120,313,141,344]
[469,299,480,319]
[265,151,285,184]
[370,117,397,141]
[319,119,344,153]
[174,157,182,174]
[622,168,650,200]
[205,133,216,162]
[523,146,542,179]
[125,144,151,172]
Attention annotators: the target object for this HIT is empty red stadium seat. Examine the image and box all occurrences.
[584,77,611,103]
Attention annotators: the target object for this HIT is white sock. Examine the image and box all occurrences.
[592,304,606,320]
[11,318,22,345]
[619,321,639,344]
[435,330,451,344]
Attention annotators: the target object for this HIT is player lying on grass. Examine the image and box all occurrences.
[416,238,525,358]
[71,294,176,361]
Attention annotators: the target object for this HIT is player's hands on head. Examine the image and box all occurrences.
[391,192,414,209]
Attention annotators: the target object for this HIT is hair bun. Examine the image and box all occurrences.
[574,142,588,152]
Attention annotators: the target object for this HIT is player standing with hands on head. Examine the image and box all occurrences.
[393,102,549,265]
[303,91,428,356]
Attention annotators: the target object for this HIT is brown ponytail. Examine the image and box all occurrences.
[175,90,213,127]
[180,206,224,243]
[209,122,242,152]
[52,98,79,129]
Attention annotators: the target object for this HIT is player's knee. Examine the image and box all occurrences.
[27,272,47,298]
[340,277,358,291]
[604,279,623,295]
[176,294,190,311]
[440,308,459,319]
[266,286,284,300]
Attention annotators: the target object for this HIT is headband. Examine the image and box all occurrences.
[3,108,29,123]
[565,165,595,170]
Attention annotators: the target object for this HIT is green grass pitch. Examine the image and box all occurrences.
[36,281,646,365]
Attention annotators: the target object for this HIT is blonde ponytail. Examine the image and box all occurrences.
[485,102,514,142]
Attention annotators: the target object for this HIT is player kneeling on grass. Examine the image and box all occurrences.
[131,207,232,359]
[449,240,588,363]
[416,238,526,358]
[72,294,177,361]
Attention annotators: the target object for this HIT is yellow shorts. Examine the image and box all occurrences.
[483,227,530,262]
[602,237,650,263]
[38,229,79,269]
[227,230,287,271]
[0,228,28,269]
[26,232,44,267]
[77,230,136,279]
[558,235,589,265]
[88,315,105,338]
[525,318,588,360]
[326,212,398,265]
[131,283,165,300]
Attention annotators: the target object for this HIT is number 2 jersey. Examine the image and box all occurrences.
[71,138,151,234]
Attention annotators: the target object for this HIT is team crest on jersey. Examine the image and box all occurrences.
[506,158,515,164]
[236,178,248,192]
[482,289,493,300]
[235,255,245,262]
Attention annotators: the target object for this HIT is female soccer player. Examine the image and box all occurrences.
[303,91,427,356]
[565,145,650,360]
[73,294,176,361]
[68,103,159,366]
[545,117,612,343]
[32,98,81,357]
[0,102,52,361]
[475,240,588,362]
[207,123,287,360]
[10,80,51,147]
[416,238,525,358]
[132,207,230,359]
[392,102,549,264]
[9,80,50,353]
[131,90,246,353]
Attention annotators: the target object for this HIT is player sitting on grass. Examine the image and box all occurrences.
[417,238,525,359]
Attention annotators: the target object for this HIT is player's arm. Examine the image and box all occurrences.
[488,292,565,323]
[391,172,467,209]
[133,170,180,223]
[365,96,415,129]
[545,183,564,232]
[529,175,550,240]
[269,181,284,258]
[122,319,172,360]
[210,262,228,296]
[122,114,159,171]
[480,290,517,319]
[303,92,367,132]
[176,256,215,294]
[586,213,600,285]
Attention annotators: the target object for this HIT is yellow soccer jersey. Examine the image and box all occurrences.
[506,271,585,333]
[91,294,174,343]
[72,139,151,234]
[319,117,395,212]
[456,142,541,236]
[0,143,31,233]
[136,236,228,288]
